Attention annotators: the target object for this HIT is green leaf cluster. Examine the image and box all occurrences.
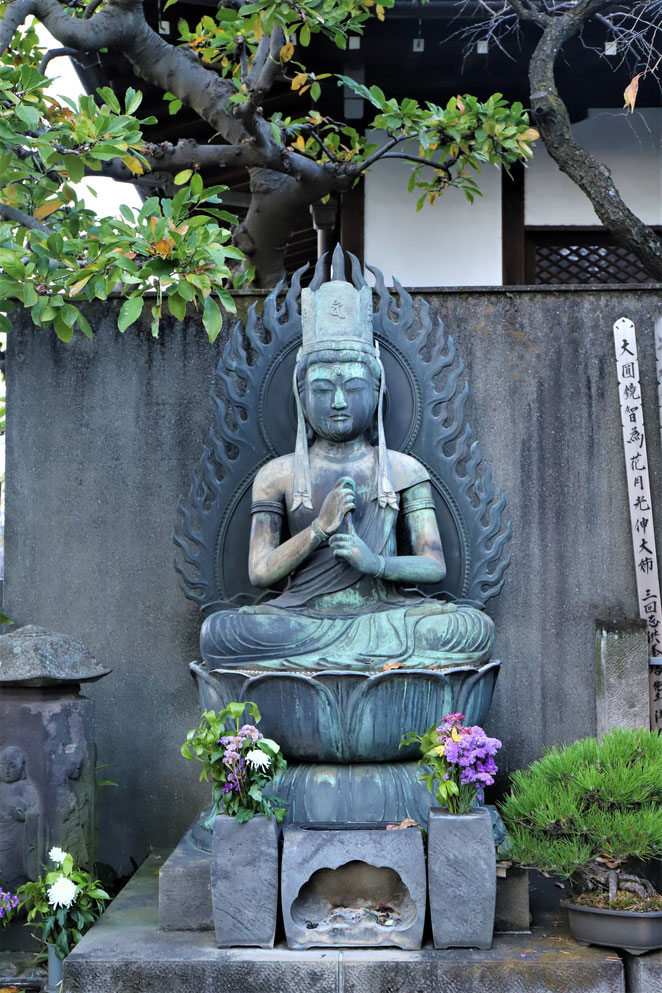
[500,728,662,887]
[0,34,247,342]
[182,702,288,824]
[173,0,392,77]
[16,852,110,959]
[336,84,539,205]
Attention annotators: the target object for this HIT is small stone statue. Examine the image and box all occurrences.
[0,746,40,888]
[54,745,90,867]
[201,280,494,672]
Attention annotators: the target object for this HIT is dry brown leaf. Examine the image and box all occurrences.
[382,660,403,671]
[624,73,643,113]
[34,198,64,220]
[386,818,418,830]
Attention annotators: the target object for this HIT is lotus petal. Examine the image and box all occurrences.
[242,672,343,761]
[347,669,455,761]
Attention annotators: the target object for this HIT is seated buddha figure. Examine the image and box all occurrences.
[200,280,495,672]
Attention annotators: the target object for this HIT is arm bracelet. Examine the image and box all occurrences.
[311,518,330,543]
[374,555,386,579]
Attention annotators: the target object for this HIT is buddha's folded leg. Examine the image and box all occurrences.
[200,606,353,667]
[403,604,495,664]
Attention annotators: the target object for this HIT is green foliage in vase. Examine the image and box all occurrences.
[182,700,287,825]
[500,728,662,903]
[17,848,110,959]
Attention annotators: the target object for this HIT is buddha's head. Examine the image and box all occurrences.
[291,277,397,511]
[65,745,83,781]
[0,746,26,784]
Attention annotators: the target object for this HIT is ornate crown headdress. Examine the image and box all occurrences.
[291,273,397,512]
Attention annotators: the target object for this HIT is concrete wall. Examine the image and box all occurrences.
[6,286,662,873]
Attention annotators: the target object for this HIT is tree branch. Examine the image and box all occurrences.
[351,136,402,173]
[252,26,285,100]
[83,0,104,18]
[380,152,455,173]
[506,0,551,27]
[1,0,270,152]
[0,202,53,234]
[39,46,82,74]
[246,34,270,88]
[527,0,662,280]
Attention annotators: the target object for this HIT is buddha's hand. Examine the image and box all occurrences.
[329,532,381,575]
[317,477,356,535]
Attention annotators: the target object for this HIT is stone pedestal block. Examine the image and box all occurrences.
[624,948,662,993]
[281,823,426,950]
[428,806,496,950]
[211,814,279,948]
[159,828,213,931]
[595,619,649,735]
[495,868,530,932]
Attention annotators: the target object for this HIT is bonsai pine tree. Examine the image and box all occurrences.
[500,728,662,907]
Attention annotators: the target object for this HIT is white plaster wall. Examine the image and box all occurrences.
[525,107,662,226]
[364,148,502,287]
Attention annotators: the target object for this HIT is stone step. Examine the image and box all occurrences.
[63,854,626,993]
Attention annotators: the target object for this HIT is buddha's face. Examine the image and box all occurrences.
[305,360,377,442]
[65,747,83,781]
[0,747,25,784]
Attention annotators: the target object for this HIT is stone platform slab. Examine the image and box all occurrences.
[63,855,625,993]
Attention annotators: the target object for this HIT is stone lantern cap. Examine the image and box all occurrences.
[0,625,110,686]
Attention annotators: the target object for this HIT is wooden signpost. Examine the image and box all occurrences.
[613,317,662,730]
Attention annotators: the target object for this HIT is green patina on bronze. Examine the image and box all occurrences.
[200,276,494,672]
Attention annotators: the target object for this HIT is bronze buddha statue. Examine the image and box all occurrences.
[200,280,494,673]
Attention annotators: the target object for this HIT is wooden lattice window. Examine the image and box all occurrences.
[525,229,662,285]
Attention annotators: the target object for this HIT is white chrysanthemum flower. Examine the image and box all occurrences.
[246,749,271,771]
[47,875,77,910]
[49,847,68,865]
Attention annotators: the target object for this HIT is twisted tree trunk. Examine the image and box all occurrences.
[527,4,662,280]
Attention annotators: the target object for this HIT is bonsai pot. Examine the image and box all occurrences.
[210,813,279,948]
[427,806,496,950]
[561,900,662,955]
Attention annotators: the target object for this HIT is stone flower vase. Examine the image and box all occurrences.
[210,813,279,948]
[427,806,496,949]
[45,943,64,993]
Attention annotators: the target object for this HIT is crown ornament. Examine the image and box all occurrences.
[300,281,374,358]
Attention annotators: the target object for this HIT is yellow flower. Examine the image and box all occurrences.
[434,745,445,756]
[451,728,462,743]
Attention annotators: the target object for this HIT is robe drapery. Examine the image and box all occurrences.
[200,458,495,672]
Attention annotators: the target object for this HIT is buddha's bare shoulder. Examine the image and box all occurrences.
[252,455,294,499]
[387,451,431,492]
